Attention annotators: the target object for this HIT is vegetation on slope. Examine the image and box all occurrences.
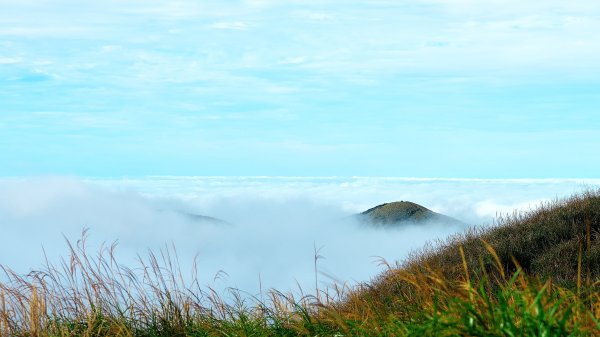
[1,191,599,336]
[381,189,600,289]
[341,190,600,334]
[357,201,465,227]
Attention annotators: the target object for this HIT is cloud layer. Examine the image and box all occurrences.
[1,176,597,295]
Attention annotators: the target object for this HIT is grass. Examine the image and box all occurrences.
[1,190,600,336]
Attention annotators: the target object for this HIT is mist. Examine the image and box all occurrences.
[1,176,597,295]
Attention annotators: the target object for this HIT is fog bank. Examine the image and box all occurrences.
[1,176,596,294]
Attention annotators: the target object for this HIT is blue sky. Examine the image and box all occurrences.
[1,0,599,177]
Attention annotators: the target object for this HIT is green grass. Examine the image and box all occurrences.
[1,191,599,336]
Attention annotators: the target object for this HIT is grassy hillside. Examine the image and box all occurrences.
[339,190,600,333]
[358,201,465,226]
[1,191,599,336]
[392,189,600,287]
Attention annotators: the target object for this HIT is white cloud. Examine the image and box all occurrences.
[474,199,548,220]
[294,11,335,21]
[210,22,250,30]
[0,57,22,64]
[0,26,92,37]
[2,177,597,294]
[278,56,306,65]
[3,0,598,81]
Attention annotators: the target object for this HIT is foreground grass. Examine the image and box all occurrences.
[1,191,600,336]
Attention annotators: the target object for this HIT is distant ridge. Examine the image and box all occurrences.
[357,201,465,227]
[182,212,231,225]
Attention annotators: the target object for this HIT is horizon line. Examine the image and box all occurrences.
[2,175,600,184]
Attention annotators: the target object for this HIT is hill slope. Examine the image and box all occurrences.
[351,190,600,311]
[357,201,465,227]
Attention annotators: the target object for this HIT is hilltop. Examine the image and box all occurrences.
[357,201,465,227]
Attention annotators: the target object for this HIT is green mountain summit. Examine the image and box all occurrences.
[357,201,465,227]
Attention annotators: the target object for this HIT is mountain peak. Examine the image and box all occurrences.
[358,201,464,227]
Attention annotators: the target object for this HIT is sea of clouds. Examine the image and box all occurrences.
[1,176,598,295]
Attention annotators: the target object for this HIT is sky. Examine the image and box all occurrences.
[3,0,600,302]
[1,0,599,177]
